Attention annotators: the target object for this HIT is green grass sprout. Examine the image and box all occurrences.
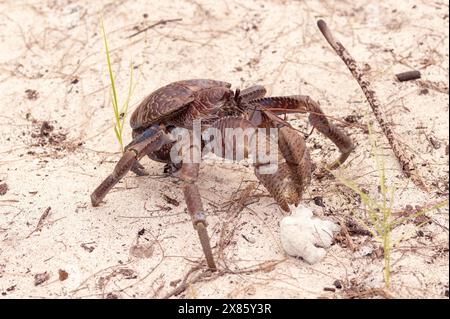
[101,17,137,153]
[331,124,448,289]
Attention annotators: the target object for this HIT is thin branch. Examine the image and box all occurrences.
[317,20,427,191]
[127,18,182,39]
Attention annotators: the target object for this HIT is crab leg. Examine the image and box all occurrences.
[91,126,169,206]
[211,116,306,212]
[251,95,354,169]
[239,85,267,102]
[180,159,216,269]
[278,126,312,200]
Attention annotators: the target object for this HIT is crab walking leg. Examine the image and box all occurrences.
[91,127,168,206]
[251,95,354,169]
[239,85,267,102]
[211,116,302,212]
[180,160,216,270]
[277,126,312,201]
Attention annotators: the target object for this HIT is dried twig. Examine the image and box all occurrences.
[127,18,182,38]
[162,265,204,299]
[317,20,427,191]
[162,260,283,299]
[26,206,51,238]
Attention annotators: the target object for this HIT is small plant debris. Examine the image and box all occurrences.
[118,268,137,280]
[0,183,8,196]
[163,194,180,206]
[129,244,154,258]
[25,89,39,100]
[58,269,69,281]
[370,246,385,259]
[313,196,325,207]
[333,280,343,289]
[80,243,95,253]
[34,272,50,286]
[398,204,432,226]
[105,292,119,299]
[31,121,67,147]
[345,217,372,236]
[39,121,54,136]
[27,207,51,238]
[6,285,16,292]
[396,70,421,82]
[344,114,362,124]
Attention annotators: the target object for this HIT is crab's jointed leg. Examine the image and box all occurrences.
[180,159,216,270]
[211,116,309,212]
[91,125,170,206]
[250,95,354,169]
[239,85,267,102]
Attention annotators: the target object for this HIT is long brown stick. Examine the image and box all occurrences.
[317,20,426,191]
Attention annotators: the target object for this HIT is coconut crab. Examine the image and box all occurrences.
[91,79,354,269]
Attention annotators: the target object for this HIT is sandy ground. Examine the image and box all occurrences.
[0,0,448,299]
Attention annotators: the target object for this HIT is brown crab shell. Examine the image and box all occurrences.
[130,79,231,130]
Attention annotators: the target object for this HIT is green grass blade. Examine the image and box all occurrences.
[101,18,119,120]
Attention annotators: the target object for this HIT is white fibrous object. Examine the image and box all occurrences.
[280,205,340,264]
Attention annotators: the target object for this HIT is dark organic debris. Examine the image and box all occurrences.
[398,204,432,226]
[333,280,343,289]
[345,217,372,236]
[417,79,449,94]
[81,243,95,253]
[25,89,39,100]
[163,194,180,206]
[30,120,67,146]
[118,268,137,280]
[58,269,69,281]
[343,278,393,299]
[26,117,77,156]
[370,246,384,259]
[396,70,421,82]
[39,121,54,136]
[105,292,119,299]
[323,287,336,292]
[34,272,50,286]
[344,114,363,124]
[313,196,325,207]
[6,285,16,292]
[130,244,154,258]
[0,183,8,196]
